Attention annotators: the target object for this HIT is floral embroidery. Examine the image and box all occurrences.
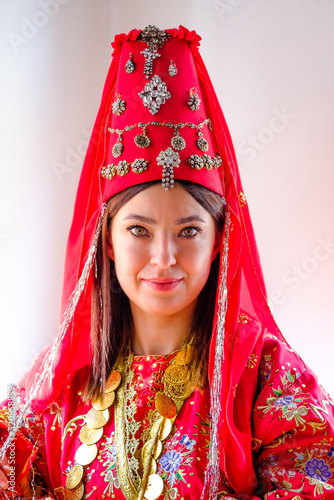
[158,431,195,491]
[292,441,334,494]
[160,450,182,473]
[257,369,311,426]
[305,458,332,482]
[99,432,121,495]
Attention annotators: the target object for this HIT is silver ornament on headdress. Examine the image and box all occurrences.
[157,147,180,190]
[125,53,135,74]
[168,60,177,77]
[138,75,171,115]
[112,95,126,116]
[201,209,230,500]
[139,25,170,79]
[0,204,107,461]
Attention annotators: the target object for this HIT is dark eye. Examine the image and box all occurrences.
[126,225,149,237]
[180,226,201,238]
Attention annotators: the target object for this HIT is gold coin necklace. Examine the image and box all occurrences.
[64,344,195,500]
[64,370,122,499]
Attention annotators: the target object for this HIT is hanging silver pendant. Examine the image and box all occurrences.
[168,60,177,77]
[188,89,201,111]
[157,147,181,190]
[141,47,161,79]
[112,142,124,158]
[138,75,171,115]
[125,53,135,73]
[134,132,151,148]
[171,132,186,151]
[196,136,209,152]
[112,95,126,116]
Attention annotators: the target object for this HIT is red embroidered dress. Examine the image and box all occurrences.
[1,331,334,499]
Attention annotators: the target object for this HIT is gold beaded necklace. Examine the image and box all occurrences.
[64,344,195,500]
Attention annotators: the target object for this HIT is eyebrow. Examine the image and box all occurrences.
[123,214,207,225]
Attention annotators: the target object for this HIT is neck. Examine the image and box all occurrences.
[129,302,196,356]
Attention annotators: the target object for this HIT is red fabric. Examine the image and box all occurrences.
[12,25,333,498]
[2,335,334,499]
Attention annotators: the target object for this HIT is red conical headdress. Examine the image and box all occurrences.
[4,26,285,498]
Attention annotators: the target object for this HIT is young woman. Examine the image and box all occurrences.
[0,25,334,500]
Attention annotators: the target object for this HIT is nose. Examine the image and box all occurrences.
[150,233,176,269]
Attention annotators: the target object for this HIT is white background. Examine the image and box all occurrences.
[0,0,333,397]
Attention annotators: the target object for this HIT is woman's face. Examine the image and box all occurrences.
[108,183,221,319]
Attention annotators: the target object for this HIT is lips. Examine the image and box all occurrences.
[141,278,183,291]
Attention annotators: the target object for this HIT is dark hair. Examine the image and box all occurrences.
[83,180,225,401]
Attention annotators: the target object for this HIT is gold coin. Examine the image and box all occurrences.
[144,474,164,500]
[66,465,83,489]
[79,425,103,445]
[174,345,194,365]
[65,481,84,500]
[141,439,163,462]
[165,380,193,400]
[155,393,176,419]
[105,370,122,392]
[165,364,190,385]
[85,408,109,429]
[92,391,115,411]
[75,443,98,466]
[150,459,157,474]
[151,417,172,441]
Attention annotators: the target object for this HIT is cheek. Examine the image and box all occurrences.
[181,243,214,275]
[113,239,147,276]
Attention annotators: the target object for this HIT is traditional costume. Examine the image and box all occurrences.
[1,26,334,500]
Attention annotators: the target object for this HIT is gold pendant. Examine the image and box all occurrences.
[66,465,84,490]
[92,391,115,411]
[105,370,122,392]
[144,474,164,500]
[150,417,172,441]
[64,481,84,500]
[79,425,103,446]
[155,393,176,419]
[174,345,194,365]
[85,408,109,429]
[75,443,98,467]
[165,364,190,385]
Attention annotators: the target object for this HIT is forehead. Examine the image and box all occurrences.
[115,184,210,221]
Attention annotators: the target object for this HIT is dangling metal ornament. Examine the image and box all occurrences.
[138,25,170,78]
[112,94,126,116]
[138,75,171,115]
[134,128,151,148]
[112,133,123,158]
[156,147,181,190]
[196,135,209,152]
[141,47,161,79]
[168,60,177,77]
[112,142,123,158]
[188,88,201,111]
[125,53,135,73]
[171,130,186,151]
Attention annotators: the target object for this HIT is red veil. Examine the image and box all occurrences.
[7,26,286,497]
